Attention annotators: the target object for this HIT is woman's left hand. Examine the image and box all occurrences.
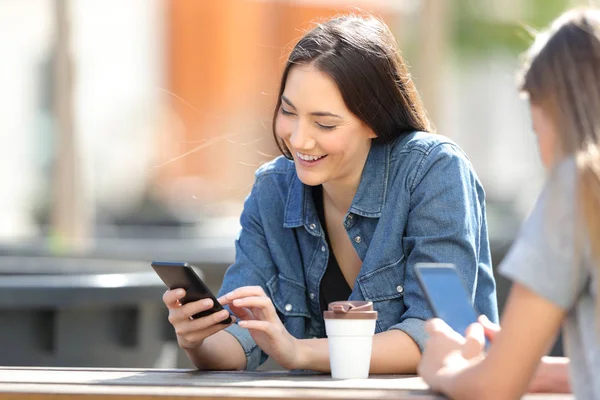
[418,319,486,391]
[218,286,303,370]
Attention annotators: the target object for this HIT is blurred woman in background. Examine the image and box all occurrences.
[419,8,600,399]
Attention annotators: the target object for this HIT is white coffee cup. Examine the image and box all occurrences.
[324,301,378,379]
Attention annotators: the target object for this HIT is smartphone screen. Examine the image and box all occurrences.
[415,263,479,337]
[151,261,232,324]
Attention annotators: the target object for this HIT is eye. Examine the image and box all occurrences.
[316,122,336,131]
[280,107,295,116]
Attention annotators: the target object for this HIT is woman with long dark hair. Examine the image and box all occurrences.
[163,14,498,373]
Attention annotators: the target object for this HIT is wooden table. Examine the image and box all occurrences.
[0,367,573,400]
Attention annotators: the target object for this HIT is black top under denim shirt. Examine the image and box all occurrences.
[313,185,352,312]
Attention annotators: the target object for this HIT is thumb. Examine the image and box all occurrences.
[478,315,500,341]
[461,322,485,360]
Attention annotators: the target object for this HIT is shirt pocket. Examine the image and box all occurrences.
[356,256,406,332]
[266,274,310,319]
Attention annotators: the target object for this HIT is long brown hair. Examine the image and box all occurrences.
[519,8,600,307]
[272,14,431,159]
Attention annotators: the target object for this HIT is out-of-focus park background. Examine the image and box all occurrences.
[0,0,586,370]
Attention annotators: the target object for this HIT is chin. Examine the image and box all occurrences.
[296,170,325,187]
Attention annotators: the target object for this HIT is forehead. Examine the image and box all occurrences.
[283,63,347,111]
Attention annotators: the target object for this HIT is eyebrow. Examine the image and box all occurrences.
[281,95,343,119]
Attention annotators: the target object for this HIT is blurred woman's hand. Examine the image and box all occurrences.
[418,319,486,391]
[478,314,501,342]
[162,289,233,351]
[219,286,302,370]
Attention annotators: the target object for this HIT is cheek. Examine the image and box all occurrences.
[536,130,555,166]
[541,133,552,152]
[324,130,370,156]
[317,134,347,155]
[275,115,293,141]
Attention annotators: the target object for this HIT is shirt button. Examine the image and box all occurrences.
[310,293,315,300]
[321,245,326,252]
[347,214,353,220]
[396,285,404,294]
[309,223,316,230]
[354,236,362,243]
[285,304,293,312]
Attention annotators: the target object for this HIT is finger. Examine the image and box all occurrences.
[462,323,485,359]
[424,319,438,335]
[216,295,227,304]
[478,315,500,331]
[478,315,500,340]
[176,309,232,335]
[180,318,231,345]
[163,289,186,309]
[221,286,267,303]
[183,298,215,319]
[425,318,449,335]
[426,319,467,348]
[238,319,273,334]
[232,296,277,320]
[173,298,214,322]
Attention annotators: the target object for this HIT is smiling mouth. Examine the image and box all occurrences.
[296,152,327,162]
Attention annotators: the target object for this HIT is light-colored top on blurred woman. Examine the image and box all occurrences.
[501,158,598,399]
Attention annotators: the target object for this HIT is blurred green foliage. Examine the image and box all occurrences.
[452,0,573,55]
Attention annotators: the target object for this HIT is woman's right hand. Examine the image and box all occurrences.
[162,289,234,351]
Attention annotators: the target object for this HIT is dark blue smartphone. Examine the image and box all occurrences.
[415,263,483,339]
[151,261,232,324]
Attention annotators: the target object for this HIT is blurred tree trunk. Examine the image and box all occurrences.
[51,0,91,252]
[418,0,450,132]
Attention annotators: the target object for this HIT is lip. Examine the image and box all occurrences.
[295,152,328,168]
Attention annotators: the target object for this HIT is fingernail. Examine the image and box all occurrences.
[176,289,185,297]
[202,298,213,307]
[238,320,247,327]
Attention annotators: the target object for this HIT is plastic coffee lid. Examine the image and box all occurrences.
[323,301,378,320]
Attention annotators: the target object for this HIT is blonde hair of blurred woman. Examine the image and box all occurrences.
[519,8,600,312]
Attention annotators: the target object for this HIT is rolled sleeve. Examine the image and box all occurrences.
[388,317,427,352]
[224,323,264,371]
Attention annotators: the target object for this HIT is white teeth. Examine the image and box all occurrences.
[297,152,324,161]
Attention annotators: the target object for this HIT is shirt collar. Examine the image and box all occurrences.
[349,141,390,218]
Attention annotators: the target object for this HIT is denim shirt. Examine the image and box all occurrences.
[218,131,499,370]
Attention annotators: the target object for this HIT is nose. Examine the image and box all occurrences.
[289,120,316,151]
